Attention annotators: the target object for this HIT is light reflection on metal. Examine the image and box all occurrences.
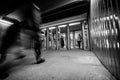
[69,22,80,26]
[106,39,109,48]
[111,29,114,35]
[115,28,118,35]
[117,42,119,48]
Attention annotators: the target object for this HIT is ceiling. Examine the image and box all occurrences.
[32,0,89,14]
[0,0,89,23]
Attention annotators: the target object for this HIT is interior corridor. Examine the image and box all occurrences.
[0,49,116,80]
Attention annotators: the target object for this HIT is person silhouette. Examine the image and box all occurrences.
[0,19,25,64]
[77,34,82,49]
[60,36,64,48]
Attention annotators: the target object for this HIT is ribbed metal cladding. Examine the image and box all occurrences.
[90,0,120,80]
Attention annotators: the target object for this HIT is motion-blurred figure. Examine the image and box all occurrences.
[20,2,45,64]
[0,19,25,64]
[0,19,26,79]
[34,32,45,64]
[0,2,44,79]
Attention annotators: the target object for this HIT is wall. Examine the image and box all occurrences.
[90,0,120,79]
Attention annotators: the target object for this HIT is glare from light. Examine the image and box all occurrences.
[58,24,67,28]
[69,22,80,26]
[111,29,114,35]
[106,39,109,48]
[117,42,119,48]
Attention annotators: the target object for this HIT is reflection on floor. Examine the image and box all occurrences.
[0,49,116,80]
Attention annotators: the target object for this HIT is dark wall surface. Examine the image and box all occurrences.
[90,0,120,80]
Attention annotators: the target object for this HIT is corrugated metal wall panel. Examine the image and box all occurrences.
[90,0,120,79]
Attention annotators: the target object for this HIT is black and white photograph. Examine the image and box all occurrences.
[0,0,120,80]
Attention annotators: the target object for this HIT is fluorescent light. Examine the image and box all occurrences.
[49,27,56,30]
[69,22,80,26]
[58,24,66,28]
[42,28,46,31]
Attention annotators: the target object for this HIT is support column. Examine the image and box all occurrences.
[66,24,70,50]
[56,26,59,50]
[73,31,75,48]
[46,28,49,50]
[51,30,53,49]
[82,22,84,50]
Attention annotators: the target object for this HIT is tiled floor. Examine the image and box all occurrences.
[0,49,116,80]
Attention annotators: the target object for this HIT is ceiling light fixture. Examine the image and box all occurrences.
[58,24,67,28]
[69,22,80,26]
[49,27,56,30]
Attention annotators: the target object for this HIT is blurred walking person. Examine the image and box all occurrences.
[0,19,26,79]
[20,2,45,64]
[0,19,25,64]
[34,32,45,64]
